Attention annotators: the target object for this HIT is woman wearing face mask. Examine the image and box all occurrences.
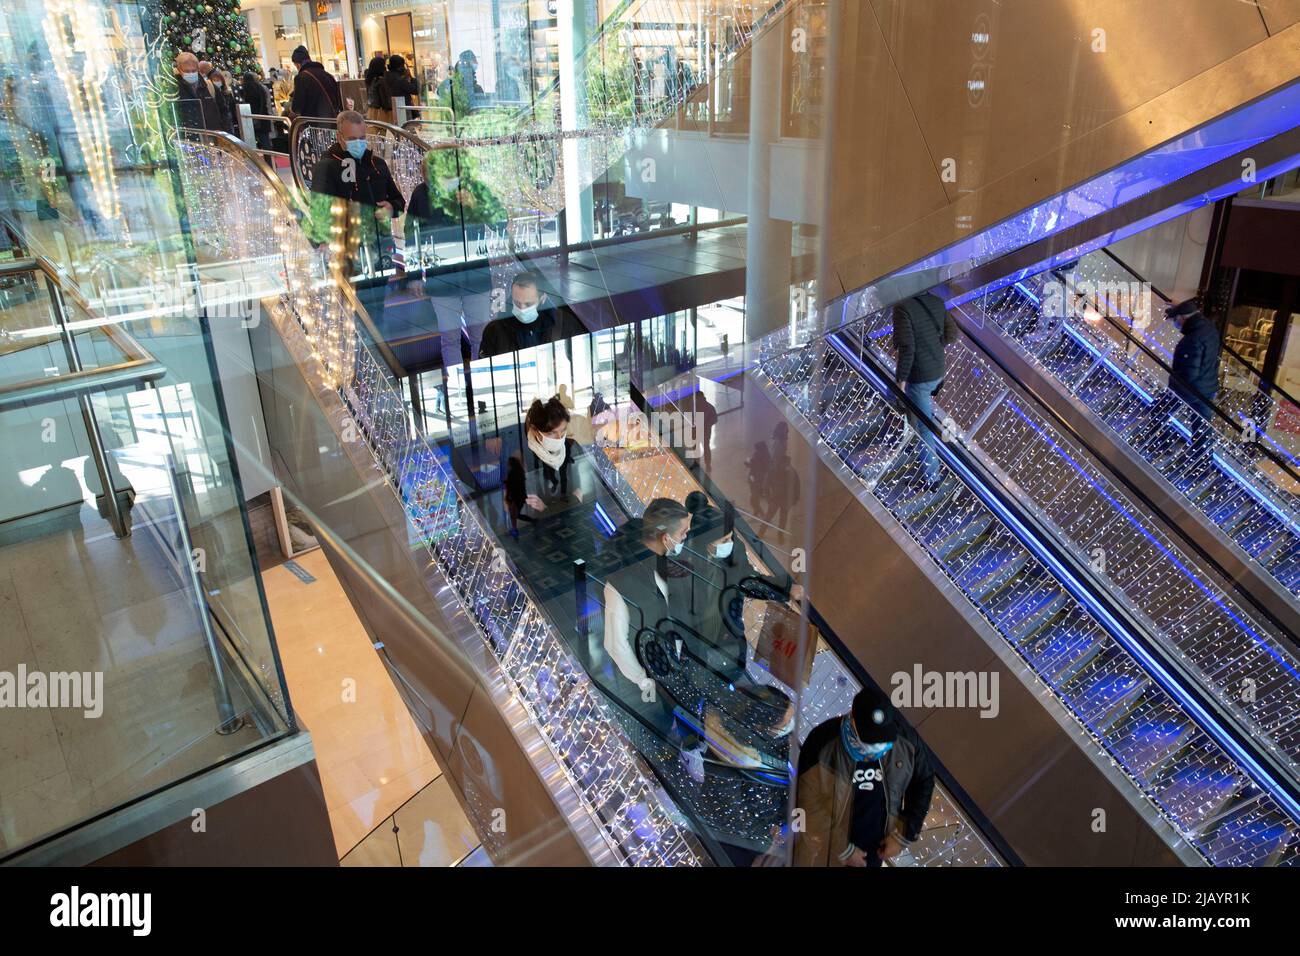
[524,395,580,498]
[794,686,936,867]
[209,68,240,136]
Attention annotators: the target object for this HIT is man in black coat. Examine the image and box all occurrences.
[173,52,224,132]
[306,111,405,323]
[478,271,582,358]
[288,45,341,119]
[1167,298,1221,421]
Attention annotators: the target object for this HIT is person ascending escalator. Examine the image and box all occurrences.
[795,687,935,867]
[303,110,405,324]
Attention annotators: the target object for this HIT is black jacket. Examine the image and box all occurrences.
[239,76,272,146]
[381,68,419,112]
[478,308,582,358]
[1170,311,1221,406]
[211,84,239,136]
[310,141,406,213]
[290,61,342,119]
[892,292,958,384]
[175,76,225,132]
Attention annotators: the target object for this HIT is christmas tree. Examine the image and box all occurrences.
[154,0,260,76]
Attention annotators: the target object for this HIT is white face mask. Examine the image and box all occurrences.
[182,72,199,84]
[513,303,539,324]
[710,539,733,560]
[541,434,565,452]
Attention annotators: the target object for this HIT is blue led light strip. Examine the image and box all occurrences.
[1062,323,1155,405]
[826,333,1300,824]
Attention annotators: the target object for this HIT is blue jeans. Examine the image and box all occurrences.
[906,378,944,484]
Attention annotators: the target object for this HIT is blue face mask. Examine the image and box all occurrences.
[345,139,367,160]
[842,714,893,761]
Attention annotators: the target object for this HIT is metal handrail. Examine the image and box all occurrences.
[1051,264,1300,486]
[0,256,166,412]
[1099,245,1300,413]
[177,127,410,387]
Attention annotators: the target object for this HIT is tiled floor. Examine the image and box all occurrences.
[261,546,480,863]
[0,507,267,855]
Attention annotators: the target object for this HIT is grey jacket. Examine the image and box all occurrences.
[892,293,958,384]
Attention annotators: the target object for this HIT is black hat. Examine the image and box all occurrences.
[1167,297,1201,319]
[291,46,310,65]
[851,686,897,743]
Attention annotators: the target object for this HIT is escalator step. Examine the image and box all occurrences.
[1204,807,1291,867]
[1069,664,1150,733]
[1027,629,1106,684]
[1111,715,1195,782]
[932,515,996,563]
[1153,764,1242,834]
[1003,589,1070,644]
[963,549,1032,602]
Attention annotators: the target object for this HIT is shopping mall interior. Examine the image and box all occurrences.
[3,0,1300,873]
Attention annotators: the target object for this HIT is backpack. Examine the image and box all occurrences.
[367,74,387,110]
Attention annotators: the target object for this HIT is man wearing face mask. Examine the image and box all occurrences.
[304,111,405,322]
[478,272,580,358]
[603,498,693,705]
[794,686,935,867]
[173,52,224,132]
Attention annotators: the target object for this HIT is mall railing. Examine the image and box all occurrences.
[964,264,1300,604]
[755,324,1300,865]
[174,121,717,865]
[0,238,295,861]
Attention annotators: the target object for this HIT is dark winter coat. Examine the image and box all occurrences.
[290,61,342,119]
[1169,311,1221,407]
[381,68,419,114]
[892,292,958,384]
[175,76,225,132]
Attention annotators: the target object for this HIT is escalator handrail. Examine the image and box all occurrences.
[824,329,1300,824]
[176,127,410,386]
[1094,247,1300,444]
[900,297,1300,642]
[1036,268,1300,504]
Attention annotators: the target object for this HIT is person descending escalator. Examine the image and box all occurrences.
[303,110,405,324]
[795,687,935,867]
[602,498,694,707]
[1167,297,1222,423]
[892,292,959,487]
[173,52,224,132]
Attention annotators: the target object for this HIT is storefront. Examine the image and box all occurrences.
[242,0,348,76]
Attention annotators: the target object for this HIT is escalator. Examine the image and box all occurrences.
[959,251,1300,613]
[173,121,1006,865]
[755,325,1300,866]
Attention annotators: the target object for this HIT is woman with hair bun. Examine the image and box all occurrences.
[525,394,578,497]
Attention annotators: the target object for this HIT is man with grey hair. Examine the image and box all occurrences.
[173,51,223,131]
[304,110,405,322]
